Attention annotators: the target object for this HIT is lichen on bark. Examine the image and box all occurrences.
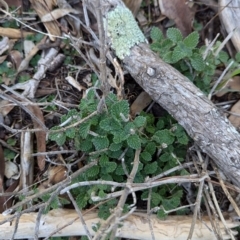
[106,5,146,59]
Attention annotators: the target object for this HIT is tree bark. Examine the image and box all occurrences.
[0,209,238,239]
[124,44,240,186]
[86,0,240,187]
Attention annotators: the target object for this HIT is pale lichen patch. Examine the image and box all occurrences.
[106,6,147,59]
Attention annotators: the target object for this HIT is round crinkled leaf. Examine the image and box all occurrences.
[156,119,165,130]
[124,122,136,132]
[183,31,199,49]
[86,165,99,177]
[144,142,156,155]
[79,121,91,138]
[113,131,129,144]
[162,196,181,210]
[49,129,66,146]
[152,129,175,145]
[66,128,75,139]
[162,51,173,63]
[172,46,187,63]
[133,116,146,128]
[110,100,130,122]
[157,209,167,218]
[106,162,117,173]
[108,149,122,159]
[115,165,125,175]
[172,124,185,137]
[190,53,205,71]
[218,50,229,63]
[76,194,88,209]
[140,151,152,162]
[177,134,189,145]
[99,154,109,166]
[161,38,174,52]
[159,152,173,162]
[99,155,117,174]
[144,161,158,174]
[99,117,121,132]
[92,136,109,150]
[151,192,162,206]
[98,190,107,198]
[150,27,163,42]
[77,139,92,152]
[101,174,113,181]
[146,125,156,134]
[109,142,122,151]
[150,42,162,52]
[166,28,183,43]
[127,134,141,149]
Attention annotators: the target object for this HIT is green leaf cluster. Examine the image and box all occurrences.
[37,194,70,214]
[49,89,190,219]
[0,61,16,84]
[150,27,240,93]
[151,28,200,64]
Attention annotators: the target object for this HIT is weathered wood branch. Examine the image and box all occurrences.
[85,0,240,187]
[219,0,240,52]
[0,209,238,239]
[124,44,240,186]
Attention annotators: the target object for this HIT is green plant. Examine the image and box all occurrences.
[0,61,16,84]
[26,33,44,43]
[49,89,190,219]
[3,148,16,161]
[150,27,233,93]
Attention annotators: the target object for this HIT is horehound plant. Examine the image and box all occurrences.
[49,90,190,219]
[1,0,240,239]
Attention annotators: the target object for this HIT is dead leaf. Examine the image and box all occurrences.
[158,0,194,36]
[4,0,21,7]
[27,105,46,171]
[0,179,19,213]
[123,0,142,16]
[29,0,61,41]
[137,10,148,27]
[0,55,7,64]
[17,36,47,73]
[229,100,240,128]
[5,160,19,179]
[130,91,152,117]
[41,8,80,22]
[1,75,15,85]
[0,100,14,116]
[216,76,240,97]
[0,37,9,55]
[48,165,67,185]
[0,27,34,38]
[8,50,23,70]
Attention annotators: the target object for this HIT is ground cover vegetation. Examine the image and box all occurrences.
[1,0,240,239]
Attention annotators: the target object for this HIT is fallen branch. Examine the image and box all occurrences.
[85,0,240,187]
[0,209,238,240]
